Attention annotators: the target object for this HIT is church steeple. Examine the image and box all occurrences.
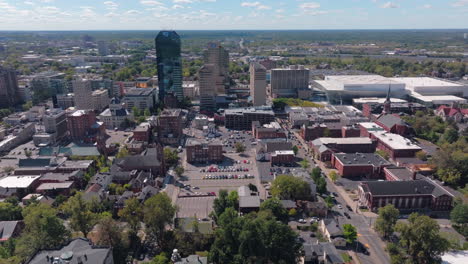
[383,84,391,114]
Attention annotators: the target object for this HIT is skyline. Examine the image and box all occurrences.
[0,0,466,30]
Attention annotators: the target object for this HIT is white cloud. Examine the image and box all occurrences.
[381,2,399,8]
[103,1,119,11]
[173,0,192,3]
[241,2,270,10]
[452,0,468,7]
[422,4,432,9]
[300,2,321,9]
[172,4,184,9]
[140,0,164,6]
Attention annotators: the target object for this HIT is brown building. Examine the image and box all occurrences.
[252,121,286,140]
[301,123,342,141]
[157,109,184,145]
[186,139,223,164]
[370,131,422,160]
[375,114,413,137]
[311,137,376,162]
[133,122,151,142]
[331,153,391,179]
[358,178,454,212]
[67,110,97,141]
[271,150,295,165]
[225,107,275,130]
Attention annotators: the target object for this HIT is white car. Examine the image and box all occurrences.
[337,205,343,209]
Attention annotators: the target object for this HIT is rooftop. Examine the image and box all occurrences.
[239,196,261,208]
[36,182,74,191]
[353,97,408,104]
[391,77,465,87]
[326,75,404,85]
[370,131,421,150]
[124,88,156,97]
[0,175,41,188]
[333,153,391,166]
[361,177,452,197]
[359,122,385,131]
[225,107,274,115]
[312,137,373,146]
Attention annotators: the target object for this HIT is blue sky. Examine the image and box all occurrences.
[0,0,467,30]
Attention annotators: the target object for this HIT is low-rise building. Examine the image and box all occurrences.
[319,219,346,247]
[358,178,454,212]
[27,238,114,264]
[225,107,275,130]
[252,121,287,140]
[0,123,35,152]
[301,123,342,141]
[435,105,468,123]
[0,175,42,198]
[0,221,24,242]
[271,150,295,165]
[186,139,223,164]
[370,131,422,159]
[99,98,134,129]
[358,122,385,137]
[375,114,413,137]
[133,122,151,142]
[304,242,345,264]
[311,137,375,162]
[331,153,391,179]
[122,88,157,111]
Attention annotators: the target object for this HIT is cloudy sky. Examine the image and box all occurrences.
[0,0,467,30]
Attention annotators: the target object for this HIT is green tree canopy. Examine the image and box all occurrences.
[143,193,177,250]
[271,175,312,201]
[118,197,143,235]
[375,204,399,239]
[450,203,468,237]
[343,224,357,244]
[61,192,98,238]
[259,198,288,222]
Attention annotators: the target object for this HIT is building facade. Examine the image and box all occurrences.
[157,109,184,145]
[122,88,157,111]
[92,89,110,112]
[250,62,267,106]
[225,107,275,130]
[186,139,223,163]
[43,109,68,141]
[73,79,93,110]
[155,31,183,101]
[270,65,309,98]
[0,66,21,108]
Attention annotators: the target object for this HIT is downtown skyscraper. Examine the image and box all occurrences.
[0,66,21,108]
[155,31,183,102]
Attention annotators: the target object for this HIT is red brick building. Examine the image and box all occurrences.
[311,137,376,162]
[383,166,419,181]
[133,123,151,142]
[271,150,295,165]
[358,178,454,212]
[67,110,98,141]
[370,131,422,159]
[186,139,223,164]
[252,121,287,140]
[375,114,413,137]
[341,126,360,138]
[157,109,184,145]
[301,123,342,141]
[331,153,391,179]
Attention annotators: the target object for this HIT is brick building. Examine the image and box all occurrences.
[358,178,454,212]
[133,122,151,142]
[370,131,422,159]
[301,123,342,141]
[383,166,422,181]
[311,137,376,162]
[67,110,98,141]
[375,114,413,137]
[252,121,287,140]
[157,109,184,145]
[225,107,275,130]
[358,122,385,137]
[271,150,295,165]
[331,153,391,179]
[186,139,223,164]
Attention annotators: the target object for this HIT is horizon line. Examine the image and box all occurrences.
[0,28,468,32]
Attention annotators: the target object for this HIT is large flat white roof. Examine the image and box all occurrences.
[391,77,464,87]
[358,122,385,130]
[353,97,407,104]
[326,75,404,85]
[313,137,373,145]
[371,131,421,150]
[411,94,467,104]
[0,175,41,188]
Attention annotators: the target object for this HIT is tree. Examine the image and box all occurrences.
[62,192,97,238]
[450,203,468,237]
[315,177,327,195]
[174,166,185,178]
[15,204,70,260]
[311,167,322,182]
[442,128,459,144]
[143,193,177,250]
[260,198,288,222]
[24,150,32,158]
[375,204,399,239]
[415,150,428,161]
[213,190,238,219]
[96,213,130,264]
[271,175,312,201]
[292,145,299,156]
[0,202,22,221]
[164,147,179,168]
[395,213,449,264]
[116,146,129,159]
[343,224,357,244]
[329,171,339,183]
[375,150,390,160]
[118,197,143,235]
[148,253,170,264]
[235,142,246,154]
[299,159,310,170]
[324,196,334,209]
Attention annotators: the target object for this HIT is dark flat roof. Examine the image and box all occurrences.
[333,153,390,166]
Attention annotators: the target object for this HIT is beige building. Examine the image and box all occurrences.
[73,79,93,110]
[270,65,309,98]
[92,89,110,112]
[199,64,224,111]
[250,62,267,106]
[203,43,229,95]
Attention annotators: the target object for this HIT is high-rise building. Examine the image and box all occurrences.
[250,62,267,106]
[155,31,183,101]
[73,79,93,110]
[92,89,110,112]
[67,110,97,141]
[198,64,224,111]
[0,66,21,108]
[97,41,110,56]
[270,65,309,98]
[204,43,229,94]
[43,108,68,141]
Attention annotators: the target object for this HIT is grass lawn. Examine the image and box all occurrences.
[341,253,352,262]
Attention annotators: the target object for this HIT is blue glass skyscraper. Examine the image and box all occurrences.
[155,31,183,102]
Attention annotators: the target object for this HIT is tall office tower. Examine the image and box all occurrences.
[73,79,93,110]
[97,41,110,56]
[250,62,267,106]
[270,65,309,98]
[198,64,222,111]
[0,66,21,108]
[155,31,183,102]
[204,43,229,94]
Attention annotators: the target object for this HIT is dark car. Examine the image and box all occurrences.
[344,212,351,219]
[346,205,353,211]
